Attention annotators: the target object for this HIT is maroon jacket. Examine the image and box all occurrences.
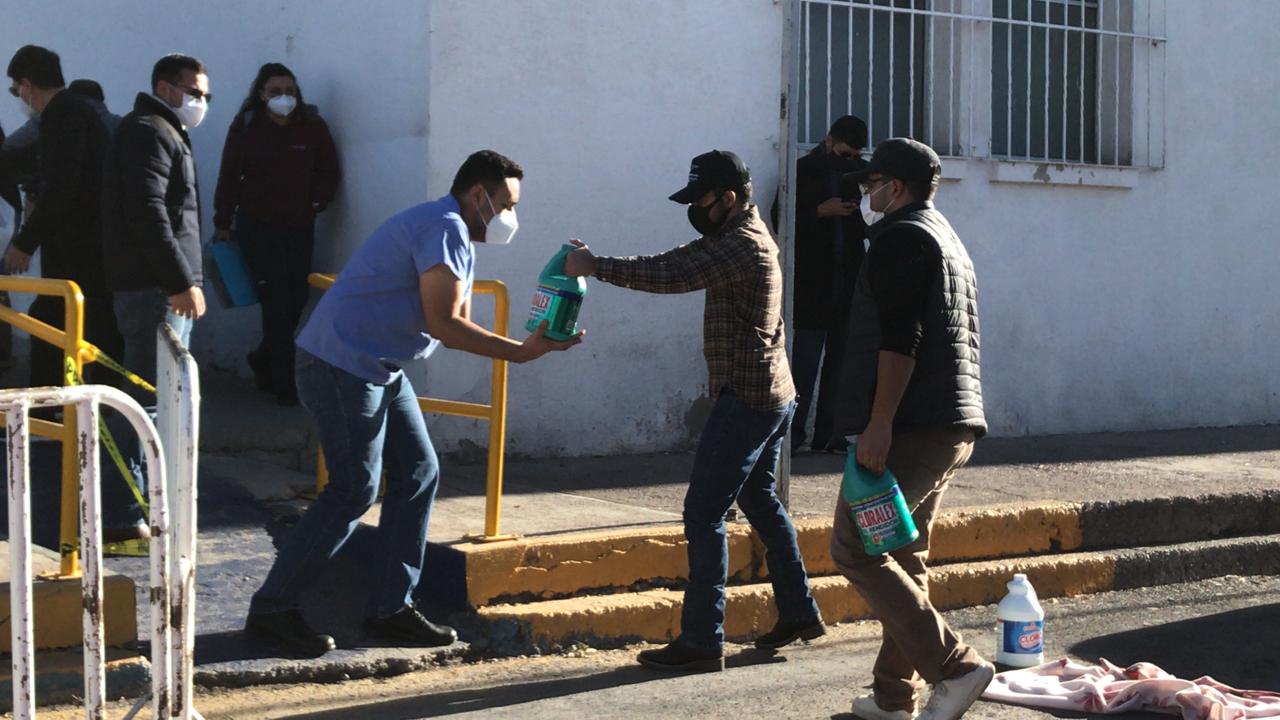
[213,106,340,230]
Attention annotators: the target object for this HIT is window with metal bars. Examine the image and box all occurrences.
[797,0,1165,168]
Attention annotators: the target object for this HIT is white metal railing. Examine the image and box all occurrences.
[798,0,1166,168]
[4,385,175,719]
[3,323,201,719]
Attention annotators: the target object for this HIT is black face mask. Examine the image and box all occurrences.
[687,194,727,236]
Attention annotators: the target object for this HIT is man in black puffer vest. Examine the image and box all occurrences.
[829,138,994,720]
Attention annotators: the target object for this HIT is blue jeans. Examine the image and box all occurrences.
[680,389,819,649]
[102,289,193,527]
[250,349,440,619]
[791,319,849,450]
[113,289,193,406]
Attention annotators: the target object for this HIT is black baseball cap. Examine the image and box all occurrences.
[668,150,752,203]
[845,137,941,185]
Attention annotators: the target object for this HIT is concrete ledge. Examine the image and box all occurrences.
[0,649,149,712]
[477,533,1280,652]
[435,491,1280,609]
[194,641,469,689]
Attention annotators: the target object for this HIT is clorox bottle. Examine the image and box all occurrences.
[841,447,919,555]
[526,243,587,341]
[996,573,1046,667]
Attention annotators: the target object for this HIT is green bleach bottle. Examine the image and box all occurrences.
[842,445,919,555]
[525,243,587,342]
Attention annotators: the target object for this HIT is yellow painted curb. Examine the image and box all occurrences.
[479,550,1116,647]
[454,524,758,607]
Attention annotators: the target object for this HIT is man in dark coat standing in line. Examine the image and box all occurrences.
[101,53,210,396]
[778,115,869,455]
[4,45,122,387]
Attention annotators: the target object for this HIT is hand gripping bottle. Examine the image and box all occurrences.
[996,573,1046,667]
[841,446,919,555]
[525,243,587,342]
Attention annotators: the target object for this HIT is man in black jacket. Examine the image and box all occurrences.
[784,115,868,454]
[5,45,122,388]
[830,138,993,720]
[102,53,210,396]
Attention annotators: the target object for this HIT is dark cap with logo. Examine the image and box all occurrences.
[844,137,942,185]
[669,150,752,204]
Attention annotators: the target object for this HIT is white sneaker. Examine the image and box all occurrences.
[851,693,917,720]
[919,661,996,720]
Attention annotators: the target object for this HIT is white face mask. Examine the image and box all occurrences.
[860,181,895,226]
[17,92,37,118]
[174,93,208,129]
[480,191,518,245]
[266,94,297,117]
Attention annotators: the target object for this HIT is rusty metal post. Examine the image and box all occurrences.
[77,396,106,718]
[6,400,35,720]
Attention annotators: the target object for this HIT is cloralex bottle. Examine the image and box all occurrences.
[526,243,587,342]
[996,573,1046,667]
[841,444,919,555]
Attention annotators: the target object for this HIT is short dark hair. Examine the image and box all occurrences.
[151,54,207,92]
[828,115,868,149]
[450,150,524,196]
[7,45,65,89]
[903,176,939,202]
[68,78,104,102]
[732,181,753,205]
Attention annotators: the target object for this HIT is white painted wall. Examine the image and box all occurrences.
[5,1,1279,456]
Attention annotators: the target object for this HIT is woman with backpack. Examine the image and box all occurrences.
[214,62,341,405]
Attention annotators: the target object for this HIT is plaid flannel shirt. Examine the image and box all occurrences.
[595,205,796,412]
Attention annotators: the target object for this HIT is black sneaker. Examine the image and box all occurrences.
[753,615,826,649]
[244,609,335,658]
[636,639,724,672]
[364,607,458,647]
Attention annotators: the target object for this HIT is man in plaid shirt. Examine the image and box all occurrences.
[566,150,823,672]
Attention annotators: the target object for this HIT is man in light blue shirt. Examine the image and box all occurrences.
[247,150,582,657]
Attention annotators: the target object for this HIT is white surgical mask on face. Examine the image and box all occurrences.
[481,191,518,245]
[174,93,208,129]
[267,94,297,117]
[860,182,894,226]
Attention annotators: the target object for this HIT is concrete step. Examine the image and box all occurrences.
[475,532,1280,653]
[0,542,136,653]
[426,489,1280,609]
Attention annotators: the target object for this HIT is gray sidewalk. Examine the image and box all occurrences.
[199,366,1280,541]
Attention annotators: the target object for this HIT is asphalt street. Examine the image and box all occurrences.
[47,574,1279,719]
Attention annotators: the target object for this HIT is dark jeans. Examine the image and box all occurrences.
[790,313,849,450]
[251,349,439,619]
[680,389,819,650]
[236,213,314,395]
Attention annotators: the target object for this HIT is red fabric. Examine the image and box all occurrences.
[213,109,340,230]
[983,658,1280,719]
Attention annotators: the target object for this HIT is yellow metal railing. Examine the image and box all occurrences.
[307,273,514,541]
[0,277,89,576]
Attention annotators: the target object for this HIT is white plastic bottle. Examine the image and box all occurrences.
[996,573,1045,667]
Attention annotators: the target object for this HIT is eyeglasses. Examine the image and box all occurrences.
[860,177,890,195]
[170,82,213,103]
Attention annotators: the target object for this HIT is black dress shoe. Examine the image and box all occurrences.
[754,615,826,649]
[636,639,724,672]
[364,607,457,647]
[244,609,335,658]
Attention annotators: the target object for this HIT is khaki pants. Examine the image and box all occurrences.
[830,426,985,713]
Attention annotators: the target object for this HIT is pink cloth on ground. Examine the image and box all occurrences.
[981,658,1280,719]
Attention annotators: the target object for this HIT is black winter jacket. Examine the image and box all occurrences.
[10,91,111,295]
[101,93,203,294]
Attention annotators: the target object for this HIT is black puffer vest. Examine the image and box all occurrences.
[835,201,986,437]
